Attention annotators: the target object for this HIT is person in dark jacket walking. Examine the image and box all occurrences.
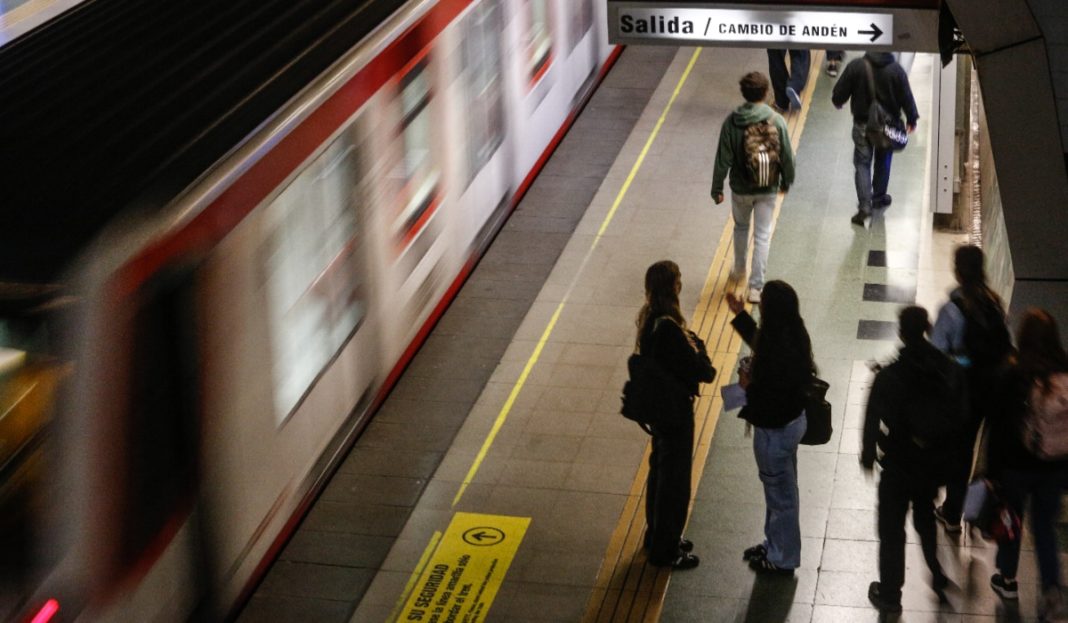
[637,260,716,570]
[711,71,796,305]
[861,306,963,613]
[726,280,815,575]
[831,51,919,226]
[984,308,1068,619]
[766,49,810,112]
[931,245,1012,533]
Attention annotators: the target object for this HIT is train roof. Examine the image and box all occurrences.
[0,0,409,285]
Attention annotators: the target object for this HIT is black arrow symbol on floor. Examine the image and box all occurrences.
[468,531,491,542]
[859,23,884,42]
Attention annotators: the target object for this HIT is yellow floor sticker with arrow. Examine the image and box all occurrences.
[399,513,530,623]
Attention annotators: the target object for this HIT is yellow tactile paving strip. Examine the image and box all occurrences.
[582,49,823,623]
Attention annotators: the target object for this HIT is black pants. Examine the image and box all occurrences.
[826,50,844,62]
[645,421,694,563]
[766,49,811,109]
[942,373,995,520]
[878,467,944,601]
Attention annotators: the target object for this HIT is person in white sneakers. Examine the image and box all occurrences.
[711,72,795,304]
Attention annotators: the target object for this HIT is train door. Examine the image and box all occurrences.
[452,0,515,254]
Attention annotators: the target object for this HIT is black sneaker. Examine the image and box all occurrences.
[679,538,694,553]
[875,194,893,208]
[991,573,1019,600]
[850,210,869,226]
[935,505,962,533]
[743,543,767,562]
[650,552,699,570]
[749,555,794,576]
[868,581,903,613]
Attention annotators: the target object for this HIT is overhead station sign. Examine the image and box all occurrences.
[612,6,893,47]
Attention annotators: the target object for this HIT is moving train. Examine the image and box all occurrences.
[1,0,614,619]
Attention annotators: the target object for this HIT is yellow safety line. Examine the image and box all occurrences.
[583,50,824,623]
[450,48,704,509]
[386,530,443,623]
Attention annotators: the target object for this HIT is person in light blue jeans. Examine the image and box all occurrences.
[753,412,807,569]
[727,280,816,574]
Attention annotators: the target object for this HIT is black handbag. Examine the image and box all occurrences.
[863,59,908,152]
[800,377,832,445]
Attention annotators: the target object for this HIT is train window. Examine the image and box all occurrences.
[118,273,198,573]
[568,0,594,53]
[395,61,440,247]
[461,0,505,186]
[262,132,366,423]
[522,0,553,84]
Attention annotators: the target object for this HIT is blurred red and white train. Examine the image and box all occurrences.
[2,0,615,620]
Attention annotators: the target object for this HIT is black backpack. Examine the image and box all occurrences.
[620,317,707,432]
[903,357,968,451]
[951,291,1011,370]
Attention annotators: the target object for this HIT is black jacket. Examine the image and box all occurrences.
[639,315,716,422]
[831,52,919,127]
[731,311,811,429]
[862,341,965,477]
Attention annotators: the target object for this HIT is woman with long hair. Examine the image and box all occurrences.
[636,260,715,569]
[985,308,1068,619]
[726,280,816,574]
[931,244,1012,531]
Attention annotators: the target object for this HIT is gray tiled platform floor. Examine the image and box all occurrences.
[237,46,678,622]
[662,54,1064,623]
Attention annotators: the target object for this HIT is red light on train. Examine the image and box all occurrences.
[29,599,60,623]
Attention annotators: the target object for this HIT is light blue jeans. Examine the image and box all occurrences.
[731,193,776,290]
[753,413,807,568]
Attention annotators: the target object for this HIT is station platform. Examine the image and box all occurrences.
[239,44,1059,623]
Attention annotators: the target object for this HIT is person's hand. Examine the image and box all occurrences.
[738,367,750,389]
[907,123,917,134]
[726,292,745,314]
[713,193,724,205]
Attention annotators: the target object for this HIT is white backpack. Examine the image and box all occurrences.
[1023,372,1068,460]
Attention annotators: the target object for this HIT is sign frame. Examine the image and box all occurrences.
[607,2,941,52]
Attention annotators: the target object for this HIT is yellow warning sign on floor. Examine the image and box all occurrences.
[401,513,530,623]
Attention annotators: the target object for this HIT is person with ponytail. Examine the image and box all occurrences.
[636,260,715,570]
[726,280,816,575]
[931,245,1012,532]
[984,309,1068,616]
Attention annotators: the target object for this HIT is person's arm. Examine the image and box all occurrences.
[729,310,758,347]
[930,301,964,354]
[777,117,795,191]
[831,63,853,109]
[710,119,733,203]
[861,372,888,469]
[897,69,920,130]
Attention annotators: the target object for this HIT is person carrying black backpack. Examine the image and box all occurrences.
[862,306,966,613]
[931,245,1012,532]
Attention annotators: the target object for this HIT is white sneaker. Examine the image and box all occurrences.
[747,287,762,304]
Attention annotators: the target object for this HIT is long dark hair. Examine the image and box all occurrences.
[636,260,685,339]
[753,280,816,376]
[1016,308,1068,392]
[954,245,1003,313]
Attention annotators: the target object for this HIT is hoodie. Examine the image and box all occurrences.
[831,52,919,128]
[710,102,795,197]
[862,340,967,478]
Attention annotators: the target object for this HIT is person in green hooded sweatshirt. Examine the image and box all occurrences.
[711,71,795,304]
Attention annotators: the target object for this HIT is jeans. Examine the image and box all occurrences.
[645,421,694,563]
[995,468,1063,589]
[852,123,893,213]
[878,467,944,601]
[731,193,776,290]
[767,49,811,109]
[753,413,807,568]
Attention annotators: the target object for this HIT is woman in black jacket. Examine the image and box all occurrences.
[726,280,815,574]
[986,308,1068,618]
[637,260,715,569]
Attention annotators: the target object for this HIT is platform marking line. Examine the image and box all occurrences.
[450,48,703,509]
[583,50,824,623]
[388,530,443,623]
